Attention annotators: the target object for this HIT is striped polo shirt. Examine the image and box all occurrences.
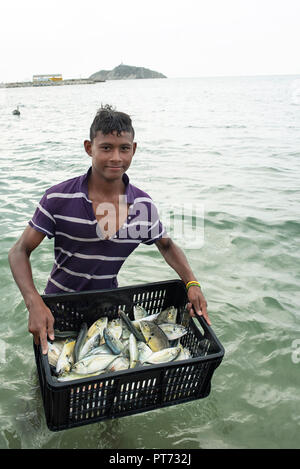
[29,167,166,294]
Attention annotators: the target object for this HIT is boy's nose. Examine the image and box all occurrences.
[110,148,122,160]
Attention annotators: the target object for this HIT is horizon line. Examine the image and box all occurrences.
[1,71,300,84]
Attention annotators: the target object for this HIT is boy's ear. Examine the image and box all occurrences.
[132,142,137,156]
[84,140,92,156]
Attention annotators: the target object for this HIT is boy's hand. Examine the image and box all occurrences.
[186,286,211,326]
[28,297,55,354]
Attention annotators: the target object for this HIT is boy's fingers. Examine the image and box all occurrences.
[33,332,40,346]
[186,302,195,317]
[199,303,211,326]
[194,300,212,326]
[40,331,48,355]
[47,321,55,342]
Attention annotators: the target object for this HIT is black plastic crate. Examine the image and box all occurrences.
[34,279,225,431]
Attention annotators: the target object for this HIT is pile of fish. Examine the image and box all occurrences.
[47,306,192,383]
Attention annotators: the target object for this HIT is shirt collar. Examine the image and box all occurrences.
[81,167,134,204]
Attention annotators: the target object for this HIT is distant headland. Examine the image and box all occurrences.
[89,64,167,81]
[0,65,167,89]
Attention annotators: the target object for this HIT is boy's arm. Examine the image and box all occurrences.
[155,237,211,325]
[8,225,55,354]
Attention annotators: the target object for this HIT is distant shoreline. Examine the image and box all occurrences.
[0,78,104,89]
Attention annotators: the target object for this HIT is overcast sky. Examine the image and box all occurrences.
[1,0,300,82]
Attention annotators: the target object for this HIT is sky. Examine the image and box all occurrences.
[1,0,300,82]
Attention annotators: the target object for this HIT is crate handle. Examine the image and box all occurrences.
[193,314,225,356]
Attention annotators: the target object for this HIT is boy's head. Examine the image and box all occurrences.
[90,104,135,142]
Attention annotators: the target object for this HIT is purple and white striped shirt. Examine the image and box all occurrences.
[29,167,166,294]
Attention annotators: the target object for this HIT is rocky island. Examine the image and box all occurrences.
[89,64,167,81]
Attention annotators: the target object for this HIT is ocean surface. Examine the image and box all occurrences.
[0,75,299,449]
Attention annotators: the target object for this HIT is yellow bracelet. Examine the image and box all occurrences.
[186,281,201,290]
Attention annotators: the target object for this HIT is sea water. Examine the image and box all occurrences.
[0,75,299,448]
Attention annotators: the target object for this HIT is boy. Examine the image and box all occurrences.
[8,105,210,354]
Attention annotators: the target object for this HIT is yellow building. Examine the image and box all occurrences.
[32,74,63,82]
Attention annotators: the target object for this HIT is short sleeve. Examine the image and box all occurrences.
[28,191,56,239]
[142,202,167,245]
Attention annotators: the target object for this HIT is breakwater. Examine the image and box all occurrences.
[0,78,104,88]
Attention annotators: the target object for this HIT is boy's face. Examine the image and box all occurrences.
[84,130,136,183]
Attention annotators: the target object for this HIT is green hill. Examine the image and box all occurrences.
[89,64,167,81]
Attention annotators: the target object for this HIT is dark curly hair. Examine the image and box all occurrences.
[89,104,135,141]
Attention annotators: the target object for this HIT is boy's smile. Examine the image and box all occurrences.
[84,131,136,183]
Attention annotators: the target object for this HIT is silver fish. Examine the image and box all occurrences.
[72,353,118,375]
[175,344,192,361]
[86,317,108,341]
[78,331,101,360]
[106,356,129,372]
[129,333,139,368]
[103,327,127,355]
[158,323,187,341]
[155,306,177,325]
[139,320,169,352]
[54,329,78,339]
[120,317,131,340]
[55,338,76,375]
[118,309,145,342]
[74,322,88,363]
[84,343,112,357]
[107,318,122,340]
[133,305,148,320]
[57,370,105,382]
[137,341,153,364]
[146,346,181,364]
[47,340,64,367]
[132,313,159,331]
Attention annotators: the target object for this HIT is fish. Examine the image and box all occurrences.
[145,346,181,364]
[72,353,119,375]
[120,317,131,340]
[118,309,146,342]
[139,320,169,352]
[155,306,177,325]
[103,327,127,355]
[54,329,78,339]
[47,340,64,367]
[133,305,148,320]
[174,344,192,361]
[132,313,159,331]
[57,370,105,382]
[49,306,194,383]
[107,318,122,340]
[74,322,88,363]
[129,333,139,368]
[78,331,101,360]
[86,317,108,341]
[84,343,112,357]
[106,356,129,372]
[158,323,187,341]
[137,341,153,364]
[55,338,76,375]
